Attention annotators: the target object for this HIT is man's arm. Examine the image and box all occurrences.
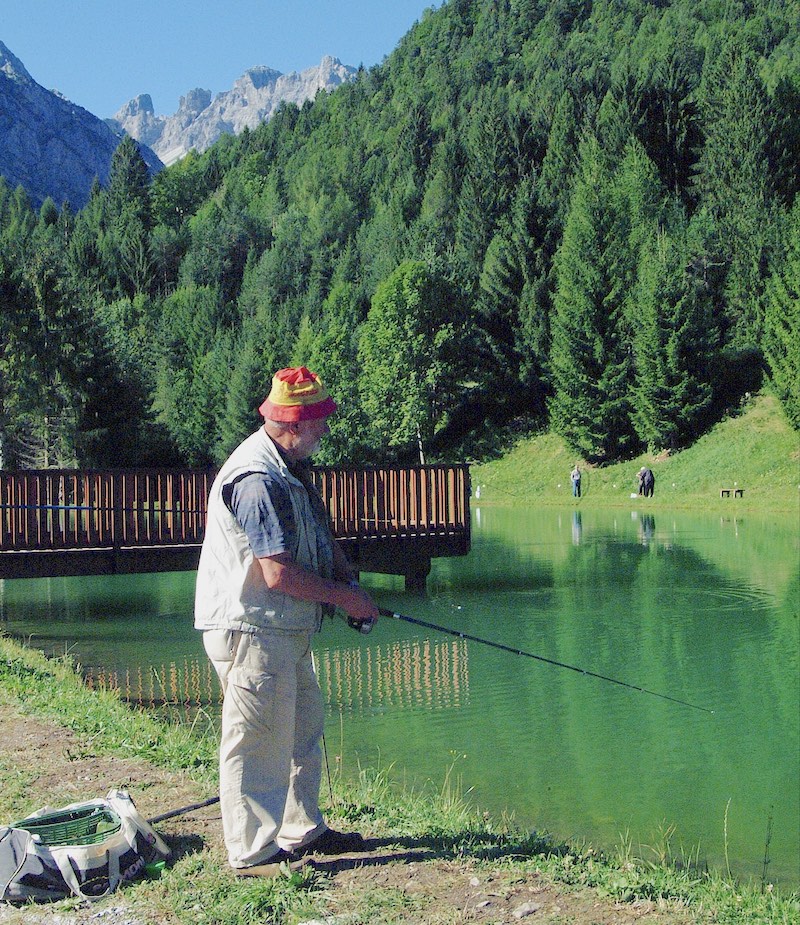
[332,541,358,583]
[258,553,379,623]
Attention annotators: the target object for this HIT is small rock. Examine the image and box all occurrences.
[512,900,543,918]
[470,876,481,886]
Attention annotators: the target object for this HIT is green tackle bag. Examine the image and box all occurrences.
[0,789,169,903]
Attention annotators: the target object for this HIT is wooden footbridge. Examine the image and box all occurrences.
[0,465,471,589]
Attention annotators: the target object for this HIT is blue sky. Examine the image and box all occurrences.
[3,1,436,118]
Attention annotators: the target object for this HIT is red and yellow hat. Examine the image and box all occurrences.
[258,367,337,422]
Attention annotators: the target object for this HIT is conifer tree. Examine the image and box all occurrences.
[478,175,549,398]
[631,227,717,451]
[763,202,800,429]
[548,135,637,462]
[215,330,265,461]
[3,210,101,467]
[104,136,155,299]
[152,284,228,464]
[632,14,702,199]
[536,88,581,248]
[298,282,367,464]
[609,136,671,331]
[693,39,775,349]
[455,93,515,287]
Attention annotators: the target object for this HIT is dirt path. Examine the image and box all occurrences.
[0,703,699,925]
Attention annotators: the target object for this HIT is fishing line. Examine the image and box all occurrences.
[378,607,714,714]
[313,650,336,806]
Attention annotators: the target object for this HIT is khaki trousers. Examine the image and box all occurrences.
[203,629,326,868]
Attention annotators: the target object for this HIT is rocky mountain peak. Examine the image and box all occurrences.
[241,66,283,90]
[0,39,32,82]
[111,55,357,166]
[117,93,155,118]
[178,87,212,116]
[0,40,162,209]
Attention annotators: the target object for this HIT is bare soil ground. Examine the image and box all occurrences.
[0,703,699,925]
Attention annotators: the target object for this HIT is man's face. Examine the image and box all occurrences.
[293,417,330,459]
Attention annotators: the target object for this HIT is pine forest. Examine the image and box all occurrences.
[1,0,798,471]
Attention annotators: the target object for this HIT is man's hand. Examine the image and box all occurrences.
[258,553,379,624]
[341,583,379,623]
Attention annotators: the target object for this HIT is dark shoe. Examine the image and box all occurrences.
[296,828,367,856]
[234,849,309,878]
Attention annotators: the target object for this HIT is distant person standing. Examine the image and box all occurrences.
[571,464,582,498]
[638,467,655,497]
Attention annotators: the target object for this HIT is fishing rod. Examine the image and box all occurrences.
[148,796,219,825]
[377,607,714,714]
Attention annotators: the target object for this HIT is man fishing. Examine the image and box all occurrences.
[194,366,379,877]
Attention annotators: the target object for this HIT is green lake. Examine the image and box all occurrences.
[1,505,798,889]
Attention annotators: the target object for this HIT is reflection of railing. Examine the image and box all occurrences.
[316,637,470,713]
[0,465,471,584]
[84,637,470,715]
[85,657,220,709]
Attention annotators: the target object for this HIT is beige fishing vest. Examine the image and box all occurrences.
[194,427,331,634]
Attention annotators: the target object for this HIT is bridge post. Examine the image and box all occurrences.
[113,474,125,554]
[404,556,431,592]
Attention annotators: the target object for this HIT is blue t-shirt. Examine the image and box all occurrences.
[223,470,333,572]
[223,471,294,559]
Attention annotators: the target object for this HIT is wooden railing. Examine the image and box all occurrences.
[0,469,213,552]
[312,465,471,540]
[0,465,471,584]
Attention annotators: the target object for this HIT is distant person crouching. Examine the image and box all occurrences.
[638,467,655,498]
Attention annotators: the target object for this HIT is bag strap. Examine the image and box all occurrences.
[0,827,32,901]
[51,846,120,901]
[106,790,169,858]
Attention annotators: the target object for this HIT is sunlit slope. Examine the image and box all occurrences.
[472,392,800,511]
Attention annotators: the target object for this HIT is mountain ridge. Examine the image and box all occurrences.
[0,39,162,209]
[0,41,355,207]
[109,55,357,165]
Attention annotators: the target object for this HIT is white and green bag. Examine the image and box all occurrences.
[0,789,169,903]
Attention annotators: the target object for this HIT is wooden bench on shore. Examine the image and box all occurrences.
[720,488,745,498]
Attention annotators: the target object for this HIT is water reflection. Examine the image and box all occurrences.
[84,636,472,718]
[638,513,656,545]
[86,656,220,708]
[571,510,582,545]
[317,638,469,713]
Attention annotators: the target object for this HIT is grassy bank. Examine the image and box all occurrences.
[1,636,797,925]
[471,392,800,514]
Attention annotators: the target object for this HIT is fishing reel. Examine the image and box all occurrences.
[347,616,375,635]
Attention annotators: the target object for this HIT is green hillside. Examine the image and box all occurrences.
[1,0,798,470]
[471,391,800,513]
